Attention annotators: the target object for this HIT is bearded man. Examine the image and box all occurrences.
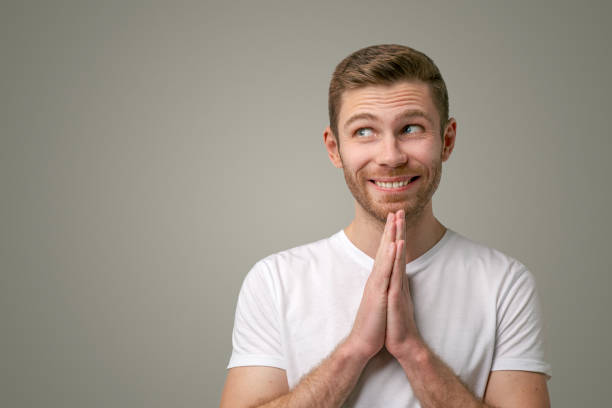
[220,44,551,408]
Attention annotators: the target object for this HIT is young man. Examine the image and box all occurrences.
[220,44,551,407]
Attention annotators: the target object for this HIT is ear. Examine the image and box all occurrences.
[441,118,457,162]
[323,126,343,168]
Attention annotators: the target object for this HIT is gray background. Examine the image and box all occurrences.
[2,1,610,407]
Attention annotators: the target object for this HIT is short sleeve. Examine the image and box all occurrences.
[492,267,552,378]
[227,260,286,370]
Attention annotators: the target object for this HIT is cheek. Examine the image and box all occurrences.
[409,140,442,164]
[340,146,371,171]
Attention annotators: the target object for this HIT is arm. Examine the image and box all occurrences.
[484,370,550,408]
[220,213,400,408]
[220,339,370,408]
[392,341,550,408]
[220,348,550,408]
[385,210,550,408]
[219,342,369,408]
[220,366,288,407]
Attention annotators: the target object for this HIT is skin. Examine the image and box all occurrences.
[325,80,452,262]
[220,80,550,408]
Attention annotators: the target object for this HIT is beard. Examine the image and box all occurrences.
[341,153,443,226]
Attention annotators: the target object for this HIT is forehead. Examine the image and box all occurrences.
[338,80,438,126]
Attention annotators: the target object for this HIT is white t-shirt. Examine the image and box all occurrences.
[228,229,551,407]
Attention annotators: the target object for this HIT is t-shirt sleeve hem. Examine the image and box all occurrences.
[491,358,552,379]
[227,354,286,370]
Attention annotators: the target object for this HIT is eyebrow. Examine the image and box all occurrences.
[343,109,434,131]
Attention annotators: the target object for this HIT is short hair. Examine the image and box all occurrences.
[328,44,449,139]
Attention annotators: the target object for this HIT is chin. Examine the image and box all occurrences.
[359,202,432,229]
[366,201,424,223]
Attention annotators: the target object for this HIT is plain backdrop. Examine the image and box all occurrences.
[1,1,611,407]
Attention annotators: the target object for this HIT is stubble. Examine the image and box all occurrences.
[341,153,443,227]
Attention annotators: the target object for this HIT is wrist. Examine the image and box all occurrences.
[340,336,376,367]
[392,336,431,368]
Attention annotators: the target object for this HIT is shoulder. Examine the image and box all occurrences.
[262,232,341,265]
[245,231,344,284]
[443,230,531,285]
[439,231,542,330]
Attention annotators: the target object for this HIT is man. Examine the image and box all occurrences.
[220,44,551,407]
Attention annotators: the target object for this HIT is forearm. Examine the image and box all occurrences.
[395,340,492,408]
[256,339,369,408]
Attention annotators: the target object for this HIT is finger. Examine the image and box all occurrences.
[389,239,405,296]
[394,210,406,290]
[385,212,396,245]
[374,212,395,260]
[384,240,397,288]
[388,214,396,246]
[395,209,405,248]
[370,239,396,292]
[371,213,396,290]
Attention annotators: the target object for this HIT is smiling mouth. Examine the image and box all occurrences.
[370,176,420,189]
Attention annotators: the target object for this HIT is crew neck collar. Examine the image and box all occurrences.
[334,228,454,274]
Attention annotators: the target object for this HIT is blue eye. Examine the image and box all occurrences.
[356,128,374,137]
[404,125,424,134]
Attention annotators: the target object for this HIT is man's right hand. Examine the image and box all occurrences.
[346,212,398,359]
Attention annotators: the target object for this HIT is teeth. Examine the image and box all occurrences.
[375,179,412,188]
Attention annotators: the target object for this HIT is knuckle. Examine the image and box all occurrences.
[388,289,401,301]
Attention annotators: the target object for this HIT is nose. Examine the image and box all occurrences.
[376,134,407,168]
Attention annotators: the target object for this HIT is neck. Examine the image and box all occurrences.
[344,202,447,263]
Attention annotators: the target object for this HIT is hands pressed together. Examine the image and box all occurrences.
[348,209,422,361]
